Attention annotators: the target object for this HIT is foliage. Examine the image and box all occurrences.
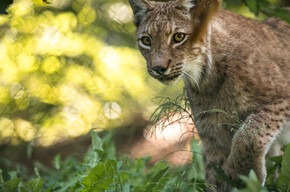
[241,0,290,23]
[0,131,289,191]
[277,144,290,191]
[0,131,205,191]
[233,170,268,192]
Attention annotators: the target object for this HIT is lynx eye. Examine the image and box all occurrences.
[173,33,185,43]
[141,36,151,46]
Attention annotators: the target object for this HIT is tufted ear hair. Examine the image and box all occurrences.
[128,0,153,27]
[187,0,222,43]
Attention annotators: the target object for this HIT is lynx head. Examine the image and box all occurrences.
[129,0,220,85]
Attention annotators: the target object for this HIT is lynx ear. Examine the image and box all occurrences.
[128,0,153,27]
[179,0,198,10]
[188,0,221,43]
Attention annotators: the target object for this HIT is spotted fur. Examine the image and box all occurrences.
[129,0,290,191]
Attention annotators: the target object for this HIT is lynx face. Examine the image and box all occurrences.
[130,0,208,85]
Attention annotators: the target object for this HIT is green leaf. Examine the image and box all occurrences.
[81,159,117,192]
[58,177,80,192]
[239,170,262,192]
[52,154,61,170]
[0,169,3,184]
[45,183,56,192]
[122,182,130,192]
[8,171,18,180]
[118,171,132,183]
[269,156,282,165]
[258,0,290,24]
[20,178,43,192]
[278,144,290,191]
[266,155,282,177]
[0,177,22,192]
[98,131,116,160]
[191,178,207,192]
[144,167,169,192]
[281,145,287,152]
[85,131,106,168]
[242,0,259,16]
[263,7,290,24]
[91,131,104,152]
[212,163,244,188]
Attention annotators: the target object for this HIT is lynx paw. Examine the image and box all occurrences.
[222,161,238,181]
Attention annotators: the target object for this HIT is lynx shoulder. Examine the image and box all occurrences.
[128,0,290,191]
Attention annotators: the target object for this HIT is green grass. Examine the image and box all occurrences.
[0,131,207,192]
[1,92,290,191]
[0,130,289,192]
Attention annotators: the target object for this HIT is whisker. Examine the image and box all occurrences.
[183,73,194,87]
[183,71,200,90]
[182,74,190,86]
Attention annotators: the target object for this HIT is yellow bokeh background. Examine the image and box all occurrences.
[0,0,176,147]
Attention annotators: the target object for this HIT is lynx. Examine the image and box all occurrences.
[128,0,290,191]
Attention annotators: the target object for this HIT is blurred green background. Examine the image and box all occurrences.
[0,0,288,148]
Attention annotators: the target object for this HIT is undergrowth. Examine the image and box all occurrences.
[1,93,290,191]
[0,131,207,192]
[0,130,290,192]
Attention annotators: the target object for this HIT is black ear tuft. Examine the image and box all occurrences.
[128,0,152,27]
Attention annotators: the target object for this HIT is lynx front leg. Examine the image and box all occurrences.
[202,138,231,192]
[223,99,289,185]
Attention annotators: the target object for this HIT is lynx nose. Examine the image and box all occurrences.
[152,66,167,75]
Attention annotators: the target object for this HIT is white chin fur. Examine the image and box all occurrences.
[183,57,203,87]
[161,76,181,85]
